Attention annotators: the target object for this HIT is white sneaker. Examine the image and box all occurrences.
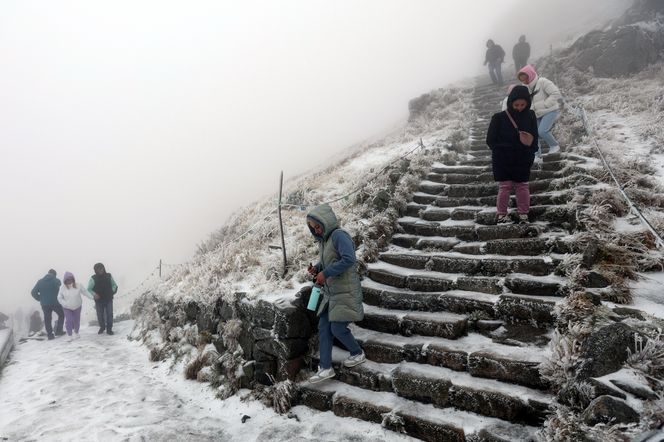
[518,214,529,224]
[548,145,560,154]
[67,336,74,342]
[74,333,80,340]
[308,367,335,384]
[343,352,366,368]
[496,214,511,224]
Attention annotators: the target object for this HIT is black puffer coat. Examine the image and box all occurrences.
[486,85,539,182]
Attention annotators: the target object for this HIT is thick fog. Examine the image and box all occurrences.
[0,0,631,315]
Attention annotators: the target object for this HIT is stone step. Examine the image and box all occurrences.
[431,165,491,175]
[412,189,574,207]
[362,278,497,316]
[392,234,461,251]
[366,263,566,301]
[495,294,558,325]
[378,251,556,277]
[359,305,468,339]
[350,328,550,390]
[398,218,542,240]
[417,177,589,199]
[426,169,557,184]
[414,204,577,227]
[297,380,539,441]
[367,265,502,294]
[352,327,550,390]
[392,233,575,256]
[392,362,550,425]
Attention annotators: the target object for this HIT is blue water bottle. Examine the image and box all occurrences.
[307,284,322,311]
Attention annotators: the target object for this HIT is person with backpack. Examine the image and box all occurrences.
[486,85,539,224]
[305,204,365,384]
[87,263,118,335]
[57,272,94,341]
[31,269,65,340]
[512,35,531,74]
[517,64,563,156]
[484,39,505,86]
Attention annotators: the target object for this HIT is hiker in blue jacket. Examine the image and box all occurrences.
[31,269,65,340]
[87,263,118,335]
[306,204,365,384]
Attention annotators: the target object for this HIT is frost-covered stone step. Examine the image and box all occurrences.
[378,251,556,276]
[392,234,462,252]
[413,189,574,207]
[414,204,577,227]
[426,169,557,184]
[431,164,491,175]
[296,380,539,442]
[504,273,566,297]
[495,294,558,325]
[398,217,542,241]
[349,327,550,390]
[367,262,502,294]
[390,362,550,425]
[362,278,497,316]
[359,305,468,339]
[417,177,589,198]
[366,263,567,300]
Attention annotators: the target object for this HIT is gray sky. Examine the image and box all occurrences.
[0,0,630,314]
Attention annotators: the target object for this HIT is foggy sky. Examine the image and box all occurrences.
[0,0,631,314]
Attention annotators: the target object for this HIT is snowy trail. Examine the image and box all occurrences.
[0,321,413,442]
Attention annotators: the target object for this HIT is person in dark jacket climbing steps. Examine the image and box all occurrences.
[486,85,539,224]
[87,263,118,335]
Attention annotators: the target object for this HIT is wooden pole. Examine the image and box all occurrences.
[278,171,288,277]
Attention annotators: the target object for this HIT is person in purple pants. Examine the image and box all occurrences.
[57,272,94,341]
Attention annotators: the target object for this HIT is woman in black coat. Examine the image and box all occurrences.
[486,85,539,224]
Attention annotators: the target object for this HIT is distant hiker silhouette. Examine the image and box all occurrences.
[484,39,505,86]
[512,35,530,74]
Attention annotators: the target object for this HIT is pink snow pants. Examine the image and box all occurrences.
[496,181,530,215]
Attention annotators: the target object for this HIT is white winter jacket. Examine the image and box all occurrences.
[57,284,93,310]
[517,65,562,118]
[527,76,562,117]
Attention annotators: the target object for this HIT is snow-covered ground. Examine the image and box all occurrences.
[0,321,414,442]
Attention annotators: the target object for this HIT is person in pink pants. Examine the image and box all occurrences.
[57,272,94,341]
[486,85,539,224]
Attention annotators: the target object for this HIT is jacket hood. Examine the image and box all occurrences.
[507,85,532,113]
[63,271,75,282]
[519,35,526,43]
[517,64,538,85]
[306,204,339,242]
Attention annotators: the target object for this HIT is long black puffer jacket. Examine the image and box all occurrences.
[486,85,539,183]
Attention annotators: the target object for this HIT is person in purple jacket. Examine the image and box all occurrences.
[305,204,365,384]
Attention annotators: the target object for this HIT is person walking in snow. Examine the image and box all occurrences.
[484,39,505,86]
[517,64,563,157]
[58,272,94,341]
[87,263,118,335]
[31,269,65,340]
[305,204,365,384]
[486,85,539,224]
[512,35,531,74]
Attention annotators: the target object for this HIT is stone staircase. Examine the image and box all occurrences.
[297,84,592,441]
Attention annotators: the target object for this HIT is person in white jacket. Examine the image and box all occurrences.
[517,64,563,156]
[57,271,93,341]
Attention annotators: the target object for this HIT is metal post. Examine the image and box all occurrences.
[159,259,162,278]
[278,171,288,277]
